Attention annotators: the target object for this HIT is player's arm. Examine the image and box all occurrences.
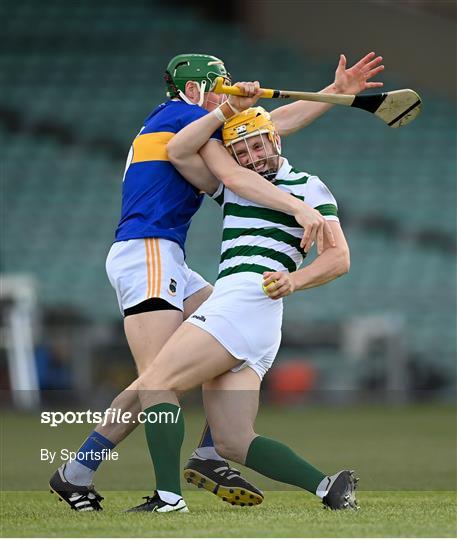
[263,220,349,300]
[166,81,263,196]
[168,106,335,254]
[167,80,263,191]
[167,114,228,196]
[293,220,350,289]
[170,122,312,216]
[167,148,221,195]
[199,139,310,213]
[270,52,384,136]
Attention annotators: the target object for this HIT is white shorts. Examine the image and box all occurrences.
[186,272,283,380]
[106,238,210,314]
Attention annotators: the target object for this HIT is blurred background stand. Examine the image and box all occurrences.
[342,313,409,403]
[0,274,40,409]
[0,0,455,407]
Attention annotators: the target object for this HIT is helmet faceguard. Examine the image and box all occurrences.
[222,107,281,181]
[165,53,231,107]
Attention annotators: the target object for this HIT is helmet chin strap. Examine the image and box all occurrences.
[177,90,193,105]
[197,80,207,106]
[178,80,207,106]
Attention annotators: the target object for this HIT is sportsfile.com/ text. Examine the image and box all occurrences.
[40,408,181,428]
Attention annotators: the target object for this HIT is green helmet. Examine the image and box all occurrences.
[164,53,230,99]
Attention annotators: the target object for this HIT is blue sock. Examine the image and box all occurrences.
[64,431,116,486]
[75,431,116,471]
[194,422,223,461]
[198,422,215,447]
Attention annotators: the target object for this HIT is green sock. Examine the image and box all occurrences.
[245,435,325,494]
[144,403,184,495]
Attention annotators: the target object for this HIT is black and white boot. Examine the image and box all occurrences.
[126,491,188,513]
[49,464,104,511]
[322,470,359,510]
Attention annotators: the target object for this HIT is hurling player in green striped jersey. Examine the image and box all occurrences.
[106,105,356,512]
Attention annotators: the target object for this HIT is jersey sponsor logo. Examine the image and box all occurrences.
[168,278,177,296]
[191,314,206,322]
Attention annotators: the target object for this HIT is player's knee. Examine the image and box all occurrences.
[137,366,170,392]
[137,366,185,395]
[108,389,131,411]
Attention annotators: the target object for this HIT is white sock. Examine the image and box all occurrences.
[316,475,332,499]
[157,490,182,504]
[64,461,95,487]
[192,447,224,461]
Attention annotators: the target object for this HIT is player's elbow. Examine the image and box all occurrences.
[167,139,186,165]
[218,170,239,191]
[336,246,350,276]
[275,122,296,138]
[218,161,251,190]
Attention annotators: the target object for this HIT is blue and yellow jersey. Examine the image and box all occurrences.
[115,100,222,252]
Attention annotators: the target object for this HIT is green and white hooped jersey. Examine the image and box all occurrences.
[212,158,339,281]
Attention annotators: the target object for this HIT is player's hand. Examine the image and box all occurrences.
[293,204,335,255]
[228,81,263,112]
[333,52,384,95]
[263,271,296,300]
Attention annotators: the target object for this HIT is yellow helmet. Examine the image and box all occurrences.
[222,107,281,180]
[222,106,275,146]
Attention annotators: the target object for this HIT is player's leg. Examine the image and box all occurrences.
[127,322,242,512]
[124,308,183,374]
[93,308,183,443]
[182,274,263,502]
[50,239,186,510]
[92,281,213,447]
[91,309,183,442]
[136,270,357,511]
[203,367,359,510]
[184,367,264,505]
[202,368,260,462]
[49,309,184,511]
[183,284,223,459]
[57,303,184,488]
[89,244,200,448]
[184,282,222,451]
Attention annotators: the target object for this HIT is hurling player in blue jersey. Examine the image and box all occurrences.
[49,52,384,512]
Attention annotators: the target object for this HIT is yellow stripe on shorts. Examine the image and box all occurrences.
[154,238,162,297]
[145,238,162,298]
[145,239,153,298]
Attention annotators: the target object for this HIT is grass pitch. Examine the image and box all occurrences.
[1,404,456,536]
[1,490,456,537]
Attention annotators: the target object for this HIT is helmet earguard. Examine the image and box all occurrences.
[222,107,281,180]
[165,53,231,106]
